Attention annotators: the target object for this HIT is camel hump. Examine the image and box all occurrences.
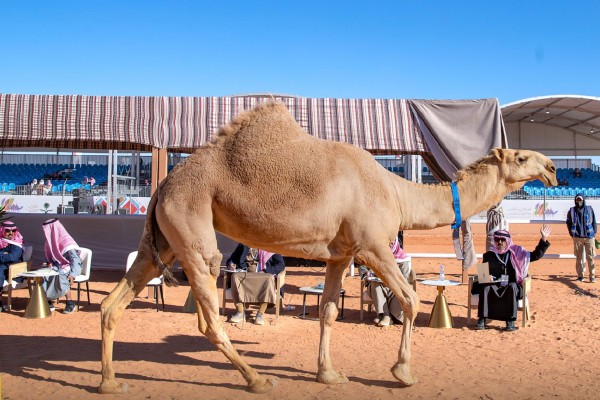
[213,101,309,148]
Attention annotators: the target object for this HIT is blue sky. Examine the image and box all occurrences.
[1,0,599,106]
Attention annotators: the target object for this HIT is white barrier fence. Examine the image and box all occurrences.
[1,196,598,221]
[1,195,151,215]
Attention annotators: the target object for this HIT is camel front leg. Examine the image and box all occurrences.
[185,261,277,394]
[99,253,161,394]
[316,258,351,385]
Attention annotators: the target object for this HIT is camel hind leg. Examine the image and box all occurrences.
[99,247,165,394]
[316,258,352,385]
[158,195,277,394]
[362,247,419,387]
[180,237,277,394]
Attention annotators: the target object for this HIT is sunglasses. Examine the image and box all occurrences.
[494,238,507,243]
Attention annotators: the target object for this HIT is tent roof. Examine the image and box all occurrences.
[502,95,600,156]
[0,94,428,154]
[0,93,505,179]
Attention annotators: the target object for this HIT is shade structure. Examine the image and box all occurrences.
[0,93,506,178]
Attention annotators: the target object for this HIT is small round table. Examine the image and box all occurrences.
[18,268,59,319]
[298,285,346,320]
[420,279,461,328]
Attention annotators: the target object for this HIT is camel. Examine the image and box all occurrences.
[99,102,557,394]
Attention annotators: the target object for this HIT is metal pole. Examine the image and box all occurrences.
[543,188,547,225]
[113,150,119,213]
[107,150,113,214]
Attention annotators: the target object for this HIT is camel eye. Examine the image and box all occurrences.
[517,155,528,164]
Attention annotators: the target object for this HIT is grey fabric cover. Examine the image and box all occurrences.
[408,99,507,181]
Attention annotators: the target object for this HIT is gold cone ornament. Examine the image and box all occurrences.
[427,286,454,328]
[24,278,53,319]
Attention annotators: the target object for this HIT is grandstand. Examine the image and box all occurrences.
[3,154,598,199]
[522,167,600,198]
[0,150,160,196]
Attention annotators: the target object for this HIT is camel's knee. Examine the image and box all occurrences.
[321,302,339,325]
[204,326,229,344]
[100,299,119,330]
[409,291,420,317]
[208,252,222,277]
[400,290,419,321]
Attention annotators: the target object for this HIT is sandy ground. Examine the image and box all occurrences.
[1,223,599,400]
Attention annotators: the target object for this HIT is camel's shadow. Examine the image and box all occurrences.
[538,274,599,298]
[2,334,316,393]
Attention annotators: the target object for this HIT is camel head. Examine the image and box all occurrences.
[488,148,557,187]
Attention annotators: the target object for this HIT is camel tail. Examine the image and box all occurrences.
[146,190,179,287]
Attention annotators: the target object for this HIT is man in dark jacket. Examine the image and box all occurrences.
[226,243,285,325]
[566,193,596,283]
[0,221,25,312]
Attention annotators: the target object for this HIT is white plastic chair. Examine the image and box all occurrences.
[126,251,164,311]
[1,245,33,311]
[74,247,92,310]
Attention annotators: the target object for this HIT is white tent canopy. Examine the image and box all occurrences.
[502,95,600,157]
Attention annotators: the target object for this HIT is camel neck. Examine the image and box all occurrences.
[391,169,512,230]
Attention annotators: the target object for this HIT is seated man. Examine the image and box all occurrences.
[43,180,52,195]
[37,179,46,195]
[30,179,38,195]
[0,221,25,312]
[471,226,550,331]
[358,238,409,327]
[226,243,285,325]
[40,218,82,314]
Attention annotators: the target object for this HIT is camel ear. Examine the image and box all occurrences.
[491,148,505,162]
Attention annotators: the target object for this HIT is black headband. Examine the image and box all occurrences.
[42,218,59,226]
[493,231,511,239]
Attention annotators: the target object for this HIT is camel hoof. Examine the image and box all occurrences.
[391,363,417,387]
[317,369,349,385]
[98,380,129,394]
[247,377,278,394]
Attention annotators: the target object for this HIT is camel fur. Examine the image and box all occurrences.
[99,102,557,394]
